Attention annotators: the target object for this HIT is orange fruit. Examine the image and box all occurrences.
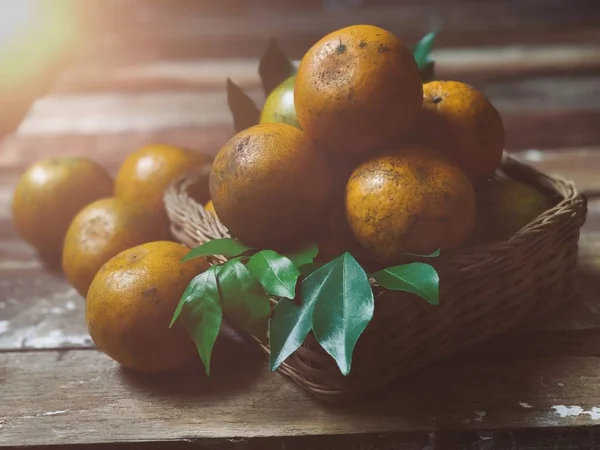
[294,24,423,155]
[86,241,209,373]
[209,123,333,248]
[62,197,172,297]
[12,156,113,259]
[471,178,555,243]
[259,75,301,129]
[345,145,476,261]
[413,80,505,182]
[115,144,210,216]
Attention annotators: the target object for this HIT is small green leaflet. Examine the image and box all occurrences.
[226,78,260,133]
[412,31,437,83]
[269,253,375,375]
[404,249,440,259]
[218,258,271,342]
[373,262,440,306]
[181,238,253,262]
[310,253,374,376]
[247,250,300,299]
[269,290,319,372]
[412,31,436,70]
[282,242,319,268]
[171,266,223,375]
[258,37,297,96]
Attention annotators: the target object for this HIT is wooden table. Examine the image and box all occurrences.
[2,1,600,448]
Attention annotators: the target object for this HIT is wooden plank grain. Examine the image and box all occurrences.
[4,348,600,447]
[3,74,600,170]
[517,148,600,195]
[74,0,600,63]
[0,265,90,351]
[52,46,600,94]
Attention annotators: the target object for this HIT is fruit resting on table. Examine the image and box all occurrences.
[86,241,208,372]
[62,197,171,297]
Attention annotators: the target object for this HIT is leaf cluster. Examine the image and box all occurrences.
[172,239,439,376]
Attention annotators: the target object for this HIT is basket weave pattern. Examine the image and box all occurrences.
[164,153,587,402]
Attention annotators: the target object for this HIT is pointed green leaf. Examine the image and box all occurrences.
[181,238,253,262]
[258,37,297,96]
[404,249,440,259]
[283,243,319,268]
[268,284,320,372]
[412,31,436,70]
[309,253,374,376]
[247,250,300,299]
[218,258,271,341]
[174,266,223,375]
[226,78,260,133]
[373,262,439,306]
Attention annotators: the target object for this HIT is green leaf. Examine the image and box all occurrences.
[258,37,297,96]
[309,253,375,376]
[412,31,436,70]
[269,289,319,372]
[404,249,440,258]
[247,250,300,299]
[226,78,260,133]
[218,258,271,341]
[282,243,319,268]
[173,266,223,375]
[181,238,253,262]
[373,262,439,306]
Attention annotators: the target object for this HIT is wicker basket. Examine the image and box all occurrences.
[164,152,587,402]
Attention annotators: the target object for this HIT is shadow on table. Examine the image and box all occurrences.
[322,264,600,424]
[118,322,265,400]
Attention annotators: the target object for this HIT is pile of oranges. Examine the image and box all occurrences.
[12,144,211,372]
[210,24,518,264]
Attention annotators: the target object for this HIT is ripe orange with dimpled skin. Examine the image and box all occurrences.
[86,241,209,373]
[345,145,476,261]
[412,80,505,183]
[209,122,334,248]
[62,197,172,297]
[115,144,210,216]
[294,24,423,155]
[12,156,113,259]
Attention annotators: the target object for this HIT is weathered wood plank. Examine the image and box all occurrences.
[0,126,227,169]
[52,46,600,94]
[4,347,600,447]
[516,148,600,195]
[0,264,89,351]
[2,74,600,169]
[3,123,600,171]
[75,1,600,62]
